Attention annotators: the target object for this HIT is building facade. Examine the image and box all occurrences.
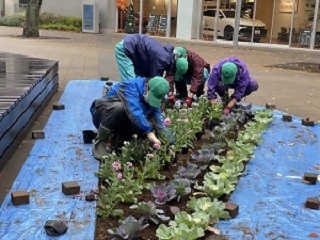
[116,0,320,50]
[3,0,320,50]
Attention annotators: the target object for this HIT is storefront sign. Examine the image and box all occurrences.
[279,0,299,13]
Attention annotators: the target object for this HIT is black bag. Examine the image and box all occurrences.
[44,220,68,236]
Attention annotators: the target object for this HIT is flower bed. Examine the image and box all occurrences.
[94,97,273,240]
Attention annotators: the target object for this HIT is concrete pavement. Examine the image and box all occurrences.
[0,26,319,204]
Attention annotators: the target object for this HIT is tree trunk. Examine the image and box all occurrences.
[23,0,43,37]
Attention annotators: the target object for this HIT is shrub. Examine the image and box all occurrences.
[0,12,25,27]
[0,12,82,32]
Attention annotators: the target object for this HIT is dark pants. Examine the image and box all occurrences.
[90,98,160,142]
[216,80,259,100]
[175,81,205,98]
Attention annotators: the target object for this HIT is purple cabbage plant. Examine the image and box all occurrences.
[129,201,170,225]
[107,216,149,240]
[174,163,201,183]
[150,183,176,205]
[202,142,226,155]
[190,149,215,170]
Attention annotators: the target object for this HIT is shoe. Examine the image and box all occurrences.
[92,124,111,161]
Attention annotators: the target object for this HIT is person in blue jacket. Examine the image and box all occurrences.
[90,76,173,160]
[115,34,188,81]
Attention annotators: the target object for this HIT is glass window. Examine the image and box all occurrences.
[203,10,215,17]
[223,10,236,18]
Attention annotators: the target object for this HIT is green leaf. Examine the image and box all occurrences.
[156,224,174,240]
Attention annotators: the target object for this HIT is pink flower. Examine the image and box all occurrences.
[126,162,133,167]
[146,153,154,158]
[112,161,121,171]
[117,173,123,180]
[153,143,161,150]
[163,118,171,126]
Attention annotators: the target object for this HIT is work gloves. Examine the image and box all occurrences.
[167,93,175,103]
[185,97,192,107]
[147,132,161,145]
[223,106,231,115]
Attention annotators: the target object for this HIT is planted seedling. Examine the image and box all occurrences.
[187,197,230,224]
[302,118,314,126]
[107,216,149,239]
[170,179,191,202]
[235,103,254,120]
[202,142,226,155]
[174,164,201,183]
[209,125,229,143]
[150,183,176,205]
[156,222,205,240]
[172,211,210,229]
[222,113,239,131]
[195,172,235,199]
[190,149,215,170]
[130,201,170,224]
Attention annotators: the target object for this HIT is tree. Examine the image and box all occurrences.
[23,0,43,37]
[125,0,135,34]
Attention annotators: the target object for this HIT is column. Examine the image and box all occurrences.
[166,0,172,38]
[176,0,200,40]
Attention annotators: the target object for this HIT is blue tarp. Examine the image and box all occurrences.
[1,80,319,239]
[0,80,107,240]
[217,110,320,239]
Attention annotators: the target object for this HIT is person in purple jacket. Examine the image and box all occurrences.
[207,57,259,114]
[115,34,188,81]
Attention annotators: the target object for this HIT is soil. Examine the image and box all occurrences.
[266,62,320,73]
[94,123,244,240]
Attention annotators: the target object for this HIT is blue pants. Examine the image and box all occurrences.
[114,40,136,81]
